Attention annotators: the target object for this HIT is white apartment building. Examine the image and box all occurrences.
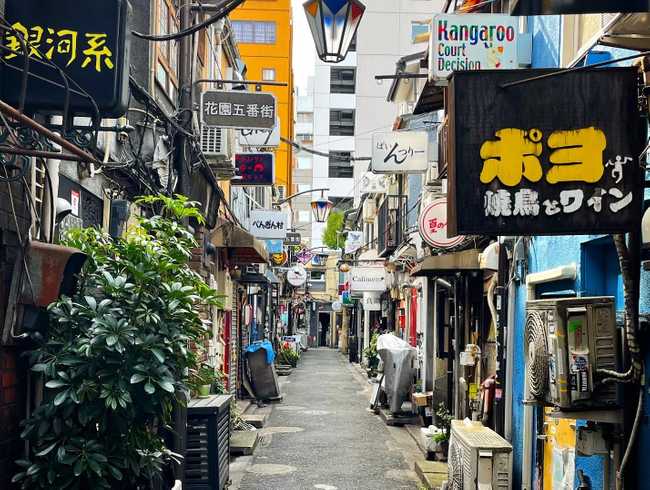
[293,81,316,245]
[353,0,444,200]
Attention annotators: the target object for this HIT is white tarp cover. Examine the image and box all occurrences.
[376,334,417,413]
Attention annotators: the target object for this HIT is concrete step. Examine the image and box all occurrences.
[236,399,253,415]
[241,413,267,429]
[378,407,420,427]
[230,430,259,456]
[415,460,448,490]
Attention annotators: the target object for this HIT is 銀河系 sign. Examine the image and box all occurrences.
[446,68,645,236]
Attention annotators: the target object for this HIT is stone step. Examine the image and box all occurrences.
[241,413,267,429]
[415,460,448,490]
[230,430,259,456]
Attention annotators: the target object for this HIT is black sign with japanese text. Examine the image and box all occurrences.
[2,0,129,116]
[447,68,645,236]
[233,153,274,186]
[202,91,276,129]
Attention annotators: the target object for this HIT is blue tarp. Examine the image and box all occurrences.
[245,340,275,365]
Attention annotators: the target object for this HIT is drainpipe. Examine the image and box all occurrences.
[521,262,577,490]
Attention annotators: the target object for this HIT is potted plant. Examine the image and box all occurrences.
[432,403,453,461]
[276,342,300,368]
[363,333,380,376]
[190,364,220,398]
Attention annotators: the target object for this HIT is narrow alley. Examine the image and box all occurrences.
[232,349,421,490]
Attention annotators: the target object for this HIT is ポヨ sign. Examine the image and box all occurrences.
[3,0,129,116]
[233,153,274,186]
[419,198,465,249]
[249,210,288,239]
[238,119,281,147]
[349,267,386,293]
[430,14,518,81]
[446,68,645,236]
[202,91,276,129]
[371,132,429,174]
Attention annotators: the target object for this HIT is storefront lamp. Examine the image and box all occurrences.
[339,262,351,273]
[303,0,366,63]
[311,194,333,223]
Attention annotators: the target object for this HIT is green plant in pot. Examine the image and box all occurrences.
[13,195,220,489]
[190,364,219,398]
[363,333,380,374]
[276,343,300,368]
[432,402,453,461]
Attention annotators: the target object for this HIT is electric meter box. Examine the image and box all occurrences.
[525,297,620,411]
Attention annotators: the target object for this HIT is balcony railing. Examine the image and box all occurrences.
[377,195,407,258]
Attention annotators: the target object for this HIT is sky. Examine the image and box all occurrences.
[291,0,317,92]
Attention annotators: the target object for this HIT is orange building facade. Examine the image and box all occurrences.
[230,0,294,195]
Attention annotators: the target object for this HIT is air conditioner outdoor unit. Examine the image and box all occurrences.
[525,297,620,411]
[448,420,512,490]
[424,161,440,187]
[363,199,376,224]
[201,126,234,176]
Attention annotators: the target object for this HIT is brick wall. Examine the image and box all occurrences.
[0,182,33,487]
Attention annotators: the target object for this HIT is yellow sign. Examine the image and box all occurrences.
[5,22,114,72]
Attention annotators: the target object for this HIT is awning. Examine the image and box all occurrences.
[387,50,428,103]
[570,13,650,66]
[210,219,269,264]
[239,272,270,284]
[413,80,444,115]
[409,249,482,276]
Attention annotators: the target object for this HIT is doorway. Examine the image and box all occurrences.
[318,312,330,347]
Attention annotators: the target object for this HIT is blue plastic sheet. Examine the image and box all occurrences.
[245,340,276,365]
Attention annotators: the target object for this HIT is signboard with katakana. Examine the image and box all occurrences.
[2,0,129,116]
[446,68,645,236]
[201,90,276,130]
[233,153,274,186]
[371,131,429,174]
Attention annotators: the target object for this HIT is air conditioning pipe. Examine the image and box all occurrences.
[521,262,577,490]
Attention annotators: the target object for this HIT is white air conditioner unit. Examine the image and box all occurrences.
[525,297,620,411]
[201,126,234,164]
[276,185,286,202]
[448,420,512,490]
[424,161,440,186]
[362,199,376,224]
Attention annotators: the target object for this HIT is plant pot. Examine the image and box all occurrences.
[434,440,449,461]
[198,384,211,398]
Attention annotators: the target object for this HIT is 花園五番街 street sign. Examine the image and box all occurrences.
[201,91,276,130]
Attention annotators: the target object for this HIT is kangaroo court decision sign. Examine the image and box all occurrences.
[446,68,646,236]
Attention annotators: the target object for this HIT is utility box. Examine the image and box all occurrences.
[525,297,620,411]
[184,395,232,490]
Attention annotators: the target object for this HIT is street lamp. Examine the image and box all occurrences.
[311,194,333,223]
[303,0,366,63]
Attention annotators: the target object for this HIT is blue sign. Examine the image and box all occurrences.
[265,239,283,254]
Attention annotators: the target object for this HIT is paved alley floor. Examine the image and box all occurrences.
[232,348,420,490]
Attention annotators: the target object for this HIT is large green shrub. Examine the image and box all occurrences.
[13,195,219,489]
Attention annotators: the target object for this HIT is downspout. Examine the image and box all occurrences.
[522,262,577,490]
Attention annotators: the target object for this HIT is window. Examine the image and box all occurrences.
[232,21,277,44]
[348,34,357,52]
[298,210,311,223]
[330,197,353,211]
[310,271,325,282]
[329,151,353,178]
[155,0,179,101]
[329,109,355,136]
[330,68,356,94]
[262,68,276,81]
[297,112,313,124]
[297,156,312,169]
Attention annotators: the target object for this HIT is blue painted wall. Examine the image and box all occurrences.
[510,14,650,489]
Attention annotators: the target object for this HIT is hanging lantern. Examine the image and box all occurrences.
[339,262,351,273]
[303,0,366,63]
[311,195,333,223]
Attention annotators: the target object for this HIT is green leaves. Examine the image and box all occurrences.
[15,195,221,489]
